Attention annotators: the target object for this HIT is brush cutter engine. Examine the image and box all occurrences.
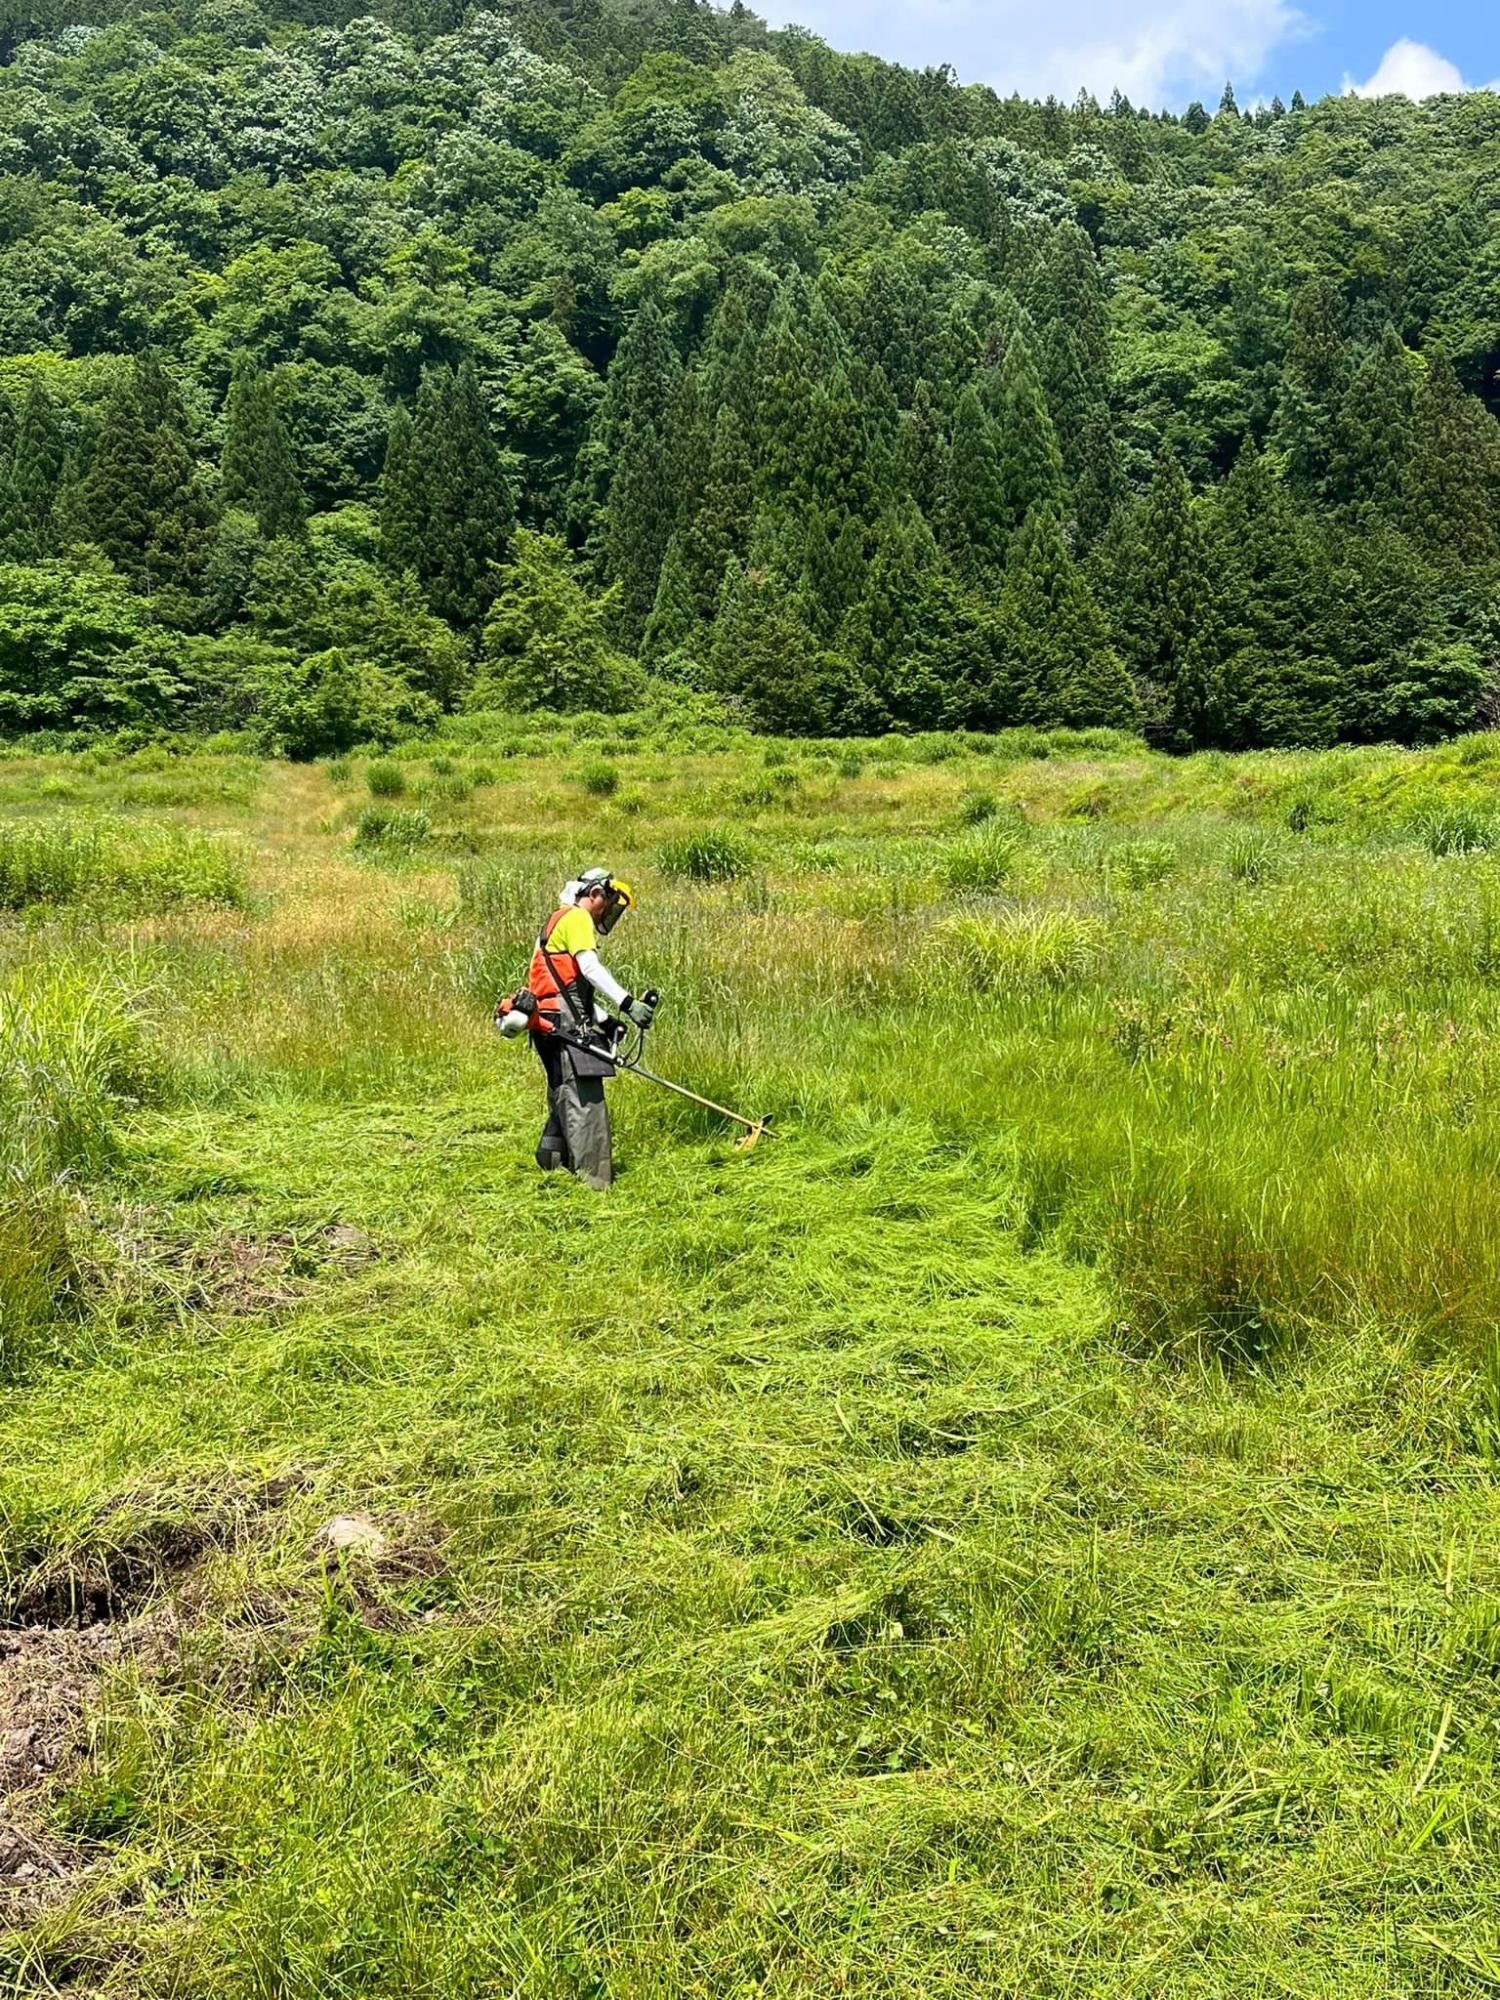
[494,987,538,1038]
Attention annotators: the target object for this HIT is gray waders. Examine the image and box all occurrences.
[533,1034,613,1190]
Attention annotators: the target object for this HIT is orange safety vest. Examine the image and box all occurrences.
[528,908,590,1032]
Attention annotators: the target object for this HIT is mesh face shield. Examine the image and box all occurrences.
[570,868,634,934]
[595,878,634,934]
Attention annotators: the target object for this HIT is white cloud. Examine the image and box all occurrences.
[1346,38,1467,99]
[758,0,1307,108]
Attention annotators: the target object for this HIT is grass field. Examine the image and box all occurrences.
[5,716,1500,1996]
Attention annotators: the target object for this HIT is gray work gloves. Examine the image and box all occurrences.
[624,994,655,1029]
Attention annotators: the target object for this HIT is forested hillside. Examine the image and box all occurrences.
[1,0,1499,747]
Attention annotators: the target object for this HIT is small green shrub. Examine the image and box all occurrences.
[785,839,843,872]
[1420,805,1498,857]
[1107,840,1177,889]
[930,908,1105,991]
[353,806,431,853]
[366,760,407,799]
[579,761,620,798]
[942,823,1021,892]
[1226,830,1279,883]
[469,764,496,788]
[658,829,754,883]
[957,787,999,827]
[419,773,474,805]
[836,751,865,779]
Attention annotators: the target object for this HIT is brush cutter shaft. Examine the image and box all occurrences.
[548,1029,772,1139]
[621,1056,764,1133]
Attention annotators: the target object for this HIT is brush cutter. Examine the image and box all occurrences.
[560,992,775,1151]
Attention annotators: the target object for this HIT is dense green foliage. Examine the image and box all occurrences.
[0,3,1497,744]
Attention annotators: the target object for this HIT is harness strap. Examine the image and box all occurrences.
[539,915,611,1059]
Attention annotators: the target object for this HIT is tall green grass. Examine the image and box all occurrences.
[0,967,161,1377]
[0,818,248,910]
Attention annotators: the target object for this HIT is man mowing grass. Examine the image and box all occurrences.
[498,867,655,1190]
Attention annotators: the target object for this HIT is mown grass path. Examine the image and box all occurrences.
[6,1086,1500,1996]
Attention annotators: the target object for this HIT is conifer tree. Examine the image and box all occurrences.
[594,299,682,463]
[572,298,681,556]
[1273,278,1349,503]
[1228,232,1289,440]
[682,404,754,617]
[430,358,517,632]
[935,297,985,411]
[855,257,932,406]
[1406,357,1500,566]
[222,359,306,541]
[0,375,64,561]
[380,401,423,579]
[977,296,1036,411]
[753,282,820,509]
[1097,449,1221,749]
[709,560,842,735]
[845,504,961,729]
[1214,442,1325,657]
[799,507,866,642]
[665,369,710,538]
[829,514,867,636]
[1038,321,1097,482]
[699,280,762,430]
[848,359,902,505]
[940,384,1009,577]
[798,509,839,641]
[1400,207,1477,347]
[807,366,878,522]
[641,529,698,662]
[994,332,1064,537]
[805,283,849,383]
[1072,409,1126,551]
[1002,504,1139,729]
[381,363,515,632]
[1031,224,1110,391]
[902,379,946,519]
[602,411,673,647]
[75,354,213,606]
[1328,327,1415,525]
[75,373,155,581]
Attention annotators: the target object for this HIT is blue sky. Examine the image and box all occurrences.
[756,0,1496,112]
